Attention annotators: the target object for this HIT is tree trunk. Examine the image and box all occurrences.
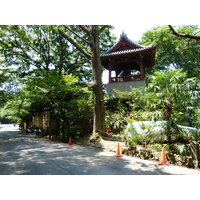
[164,98,173,143]
[58,25,106,138]
[89,26,106,137]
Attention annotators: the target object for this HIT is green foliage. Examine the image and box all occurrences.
[105,113,128,135]
[150,143,163,152]
[105,95,133,135]
[147,69,199,127]
[106,69,199,148]
[140,25,200,78]
[192,108,200,128]
[126,132,141,149]
[63,125,81,138]
[125,130,157,149]
[1,71,93,135]
[105,97,131,113]
[124,122,166,148]
[0,25,92,83]
[166,143,189,156]
[127,88,146,111]
[124,118,199,150]
[0,24,117,139]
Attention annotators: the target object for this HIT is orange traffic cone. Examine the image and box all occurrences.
[68,136,72,145]
[159,147,167,165]
[106,127,111,136]
[115,143,122,157]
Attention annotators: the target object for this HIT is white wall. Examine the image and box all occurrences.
[105,81,146,97]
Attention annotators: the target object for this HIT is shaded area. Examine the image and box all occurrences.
[0,131,199,175]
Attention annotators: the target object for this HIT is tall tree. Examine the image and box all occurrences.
[169,25,200,40]
[58,25,115,137]
[0,25,91,82]
[0,71,12,109]
[1,70,92,133]
[140,25,200,78]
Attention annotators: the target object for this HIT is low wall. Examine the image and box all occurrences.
[105,81,145,97]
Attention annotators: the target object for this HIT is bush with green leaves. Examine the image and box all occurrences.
[105,68,199,147]
[126,132,141,149]
[1,71,93,137]
[105,113,128,135]
[124,121,166,149]
[63,125,81,140]
[105,96,131,135]
[105,97,131,113]
[147,69,200,127]
[165,143,189,156]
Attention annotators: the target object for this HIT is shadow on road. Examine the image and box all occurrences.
[0,132,189,175]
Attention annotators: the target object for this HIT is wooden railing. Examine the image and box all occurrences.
[110,75,142,83]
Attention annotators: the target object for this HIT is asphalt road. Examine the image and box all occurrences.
[1,125,200,175]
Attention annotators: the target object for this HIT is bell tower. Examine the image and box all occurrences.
[101,32,156,96]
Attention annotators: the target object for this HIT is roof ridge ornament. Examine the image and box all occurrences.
[120,31,128,39]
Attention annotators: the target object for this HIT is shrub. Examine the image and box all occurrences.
[63,125,81,139]
[105,97,131,113]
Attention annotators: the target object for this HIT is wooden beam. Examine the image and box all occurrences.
[139,57,144,80]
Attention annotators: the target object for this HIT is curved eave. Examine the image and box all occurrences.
[101,45,156,59]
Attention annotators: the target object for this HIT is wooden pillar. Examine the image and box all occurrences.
[139,57,144,80]
[108,63,112,83]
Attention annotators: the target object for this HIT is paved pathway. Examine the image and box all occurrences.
[1,126,200,175]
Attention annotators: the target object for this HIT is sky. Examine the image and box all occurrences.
[111,24,156,41]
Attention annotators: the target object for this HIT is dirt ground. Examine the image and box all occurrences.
[79,136,126,153]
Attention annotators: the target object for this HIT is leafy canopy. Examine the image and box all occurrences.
[140,25,200,78]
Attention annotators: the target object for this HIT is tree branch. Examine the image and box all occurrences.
[194,30,200,35]
[64,26,90,45]
[17,98,25,117]
[58,29,91,59]
[99,25,109,33]
[78,25,90,35]
[168,25,200,40]
[11,39,45,70]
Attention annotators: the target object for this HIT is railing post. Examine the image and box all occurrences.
[108,63,112,83]
[140,56,145,80]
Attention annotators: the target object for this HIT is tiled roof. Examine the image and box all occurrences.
[101,44,156,57]
[101,32,156,57]
[118,32,144,48]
